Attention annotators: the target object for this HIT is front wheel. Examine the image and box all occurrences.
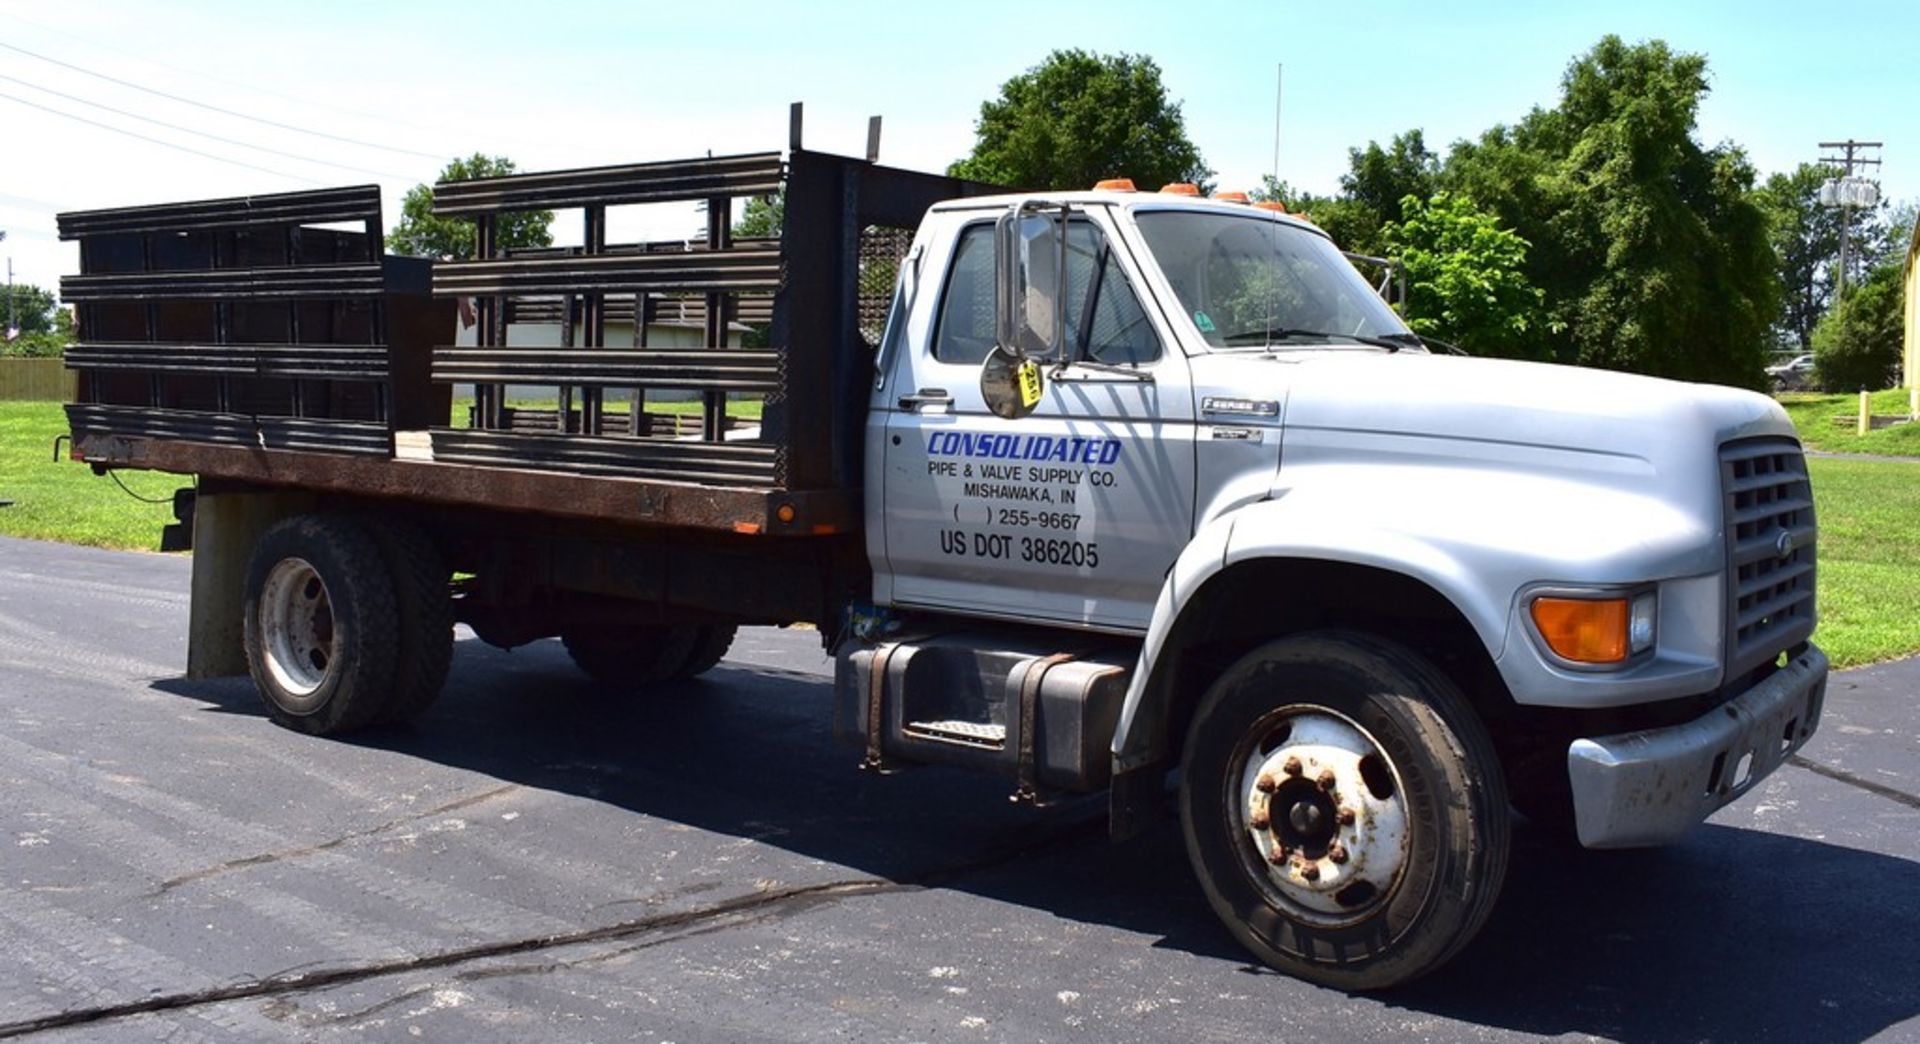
[1178,631,1510,990]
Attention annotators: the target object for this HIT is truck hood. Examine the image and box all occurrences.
[1274,352,1793,454]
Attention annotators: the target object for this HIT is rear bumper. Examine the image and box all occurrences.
[1567,645,1828,848]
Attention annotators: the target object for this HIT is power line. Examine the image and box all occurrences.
[0,11,594,159]
[0,40,448,161]
[0,74,414,182]
[0,89,317,184]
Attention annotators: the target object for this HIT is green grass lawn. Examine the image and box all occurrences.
[3,396,1918,668]
[0,401,180,550]
[1804,456,1920,668]
[1778,389,1920,455]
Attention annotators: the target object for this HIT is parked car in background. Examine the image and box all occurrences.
[1768,354,1815,390]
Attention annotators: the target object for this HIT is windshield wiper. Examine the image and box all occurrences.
[1228,328,1413,353]
[1381,331,1468,356]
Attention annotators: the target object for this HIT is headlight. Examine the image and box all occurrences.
[1628,591,1657,654]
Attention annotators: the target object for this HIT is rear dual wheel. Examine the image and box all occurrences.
[1179,631,1510,990]
[243,514,452,735]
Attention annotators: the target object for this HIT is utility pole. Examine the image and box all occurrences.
[1816,139,1883,298]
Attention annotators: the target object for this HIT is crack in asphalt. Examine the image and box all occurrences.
[0,802,1107,1039]
[147,783,524,896]
[1788,754,1920,810]
[0,878,903,1039]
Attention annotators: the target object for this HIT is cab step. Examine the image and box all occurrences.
[903,719,1008,749]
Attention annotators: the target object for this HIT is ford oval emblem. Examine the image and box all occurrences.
[1775,529,1796,561]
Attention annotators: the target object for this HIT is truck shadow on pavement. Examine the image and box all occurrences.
[157,637,1920,1042]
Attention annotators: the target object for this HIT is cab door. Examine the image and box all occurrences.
[874,210,1195,633]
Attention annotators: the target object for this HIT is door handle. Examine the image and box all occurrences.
[898,388,953,411]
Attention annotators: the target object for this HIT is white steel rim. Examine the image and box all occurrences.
[261,557,335,697]
[1236,707,1410,922]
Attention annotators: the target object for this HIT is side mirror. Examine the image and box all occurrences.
[995,201,1069,362]
[985,200,1068,419]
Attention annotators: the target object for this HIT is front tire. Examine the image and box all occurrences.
[243,515,399,735]
[1178,631,1510,990]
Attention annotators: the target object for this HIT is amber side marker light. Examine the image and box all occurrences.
[1252,201,1288,213]
[1092,178,1137,191]
[1530,596,1630,664]
[1214,190,1250,203]
[1159,183,1202,196]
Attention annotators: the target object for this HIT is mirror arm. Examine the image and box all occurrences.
[1052,358,1154,382]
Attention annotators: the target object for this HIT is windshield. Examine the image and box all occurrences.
[1133,210,1412,350]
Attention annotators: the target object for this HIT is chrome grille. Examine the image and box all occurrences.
[1721,439,1816,679]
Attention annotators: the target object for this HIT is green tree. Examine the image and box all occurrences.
[3,283,58,336]
[14,309,73,358]
[1384,193,1546,359]
[1812,261,1904,391]
[387,154,553,260]
[3,284,68,358]
[1327,130,1442,256]
[950,50,1211,192]
[733,192,784,239]
[1440,36,1778,387]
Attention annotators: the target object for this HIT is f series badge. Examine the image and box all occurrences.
[1202,396,1280,418]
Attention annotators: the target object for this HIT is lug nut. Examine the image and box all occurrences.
[1267,844,1290,865]
[1336,807,1357,827]
[1327,841,1349,864]
[1282,756,1303,776]
[1250,809,1272,830]
[1255,773,1278,794]
[1316,768,1337,791]
[1295,858,1320,882]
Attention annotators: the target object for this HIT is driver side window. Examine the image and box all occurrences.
[932,220,1161,368]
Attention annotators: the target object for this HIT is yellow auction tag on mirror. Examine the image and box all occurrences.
[1015,360,1043,409]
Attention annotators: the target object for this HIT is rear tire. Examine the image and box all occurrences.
[243,515,399,735]
[367,521,453,723]
[1178,631,1510,990]
[669,625,737,680]
[562,624,701,688]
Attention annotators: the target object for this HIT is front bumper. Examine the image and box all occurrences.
[1566,644,1828,848]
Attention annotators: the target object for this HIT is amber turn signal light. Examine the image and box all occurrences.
[1530,596,1630,664]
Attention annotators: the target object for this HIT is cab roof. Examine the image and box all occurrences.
[927,189,1327,238]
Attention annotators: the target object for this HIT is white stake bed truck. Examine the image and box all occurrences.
[58,130,1826,989]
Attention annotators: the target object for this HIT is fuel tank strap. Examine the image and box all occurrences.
[1013,652,1077,803]
[861,641,904,773]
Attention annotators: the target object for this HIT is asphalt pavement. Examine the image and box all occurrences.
[0,535,1916,1042]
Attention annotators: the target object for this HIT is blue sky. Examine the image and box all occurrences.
[1,0,1914,292]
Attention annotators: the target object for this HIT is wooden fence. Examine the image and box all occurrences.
[0,357,73,401]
